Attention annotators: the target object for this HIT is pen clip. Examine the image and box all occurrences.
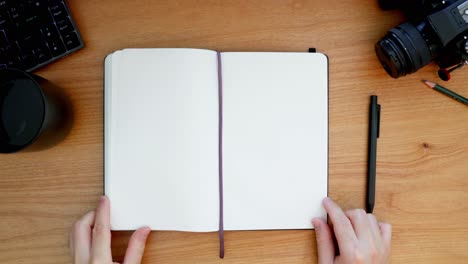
[377,104,381,138]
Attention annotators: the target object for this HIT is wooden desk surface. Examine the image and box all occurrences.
[1,1,468,263]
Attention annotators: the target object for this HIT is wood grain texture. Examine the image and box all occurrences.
[1,0,467,263]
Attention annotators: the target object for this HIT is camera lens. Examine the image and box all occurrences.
[375,22,432,78]
[377,0,404,10]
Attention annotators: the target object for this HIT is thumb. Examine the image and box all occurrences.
[123,226,151,264]
[313,218,335,264]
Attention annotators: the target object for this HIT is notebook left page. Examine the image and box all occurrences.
[105,49,219,232]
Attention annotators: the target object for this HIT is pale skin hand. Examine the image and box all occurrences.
[313,198,392,264]
[70,196,151,264]
[70,196,389,263]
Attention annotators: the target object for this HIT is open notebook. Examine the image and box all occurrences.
[104,48,328,243]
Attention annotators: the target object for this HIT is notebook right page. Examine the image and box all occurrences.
[221,52,328,230]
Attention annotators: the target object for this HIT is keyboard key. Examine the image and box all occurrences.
[48,39,65,57]
[19,50,37,69]
[34,45,51,63]
[62,31,80,50]
[0,30,7,45]
[4,44,23,68]
[8,5,23,28]
[19,33,40,50]
[41,25,66,57]
[49,1,67,21]
[23,7,41,29]
[42,24,60,39]
[0,44,6,55]
[16,38,38,69]
[55,17,73,34]
[41,24,62,43]
[23,0,54,25]
[24,0,53,24]
[24,32,52,63]
[0,11,10,29]
[6,56,22,68]
[1,42,17,55]
[40,11,54,24]
[25,0,49,9]
[0,55,6,65]
[24,13,39,25]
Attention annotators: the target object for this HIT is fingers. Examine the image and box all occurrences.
[322,198,357,254]
[367,213,379,231]
[71,210,95,263]
[345,209,373,240]
[320,197,392,263]
[312,218,335,264]
[91,196,113,262]
[123,227,151,264]
[379,222,392,248]
[367,213,381,241]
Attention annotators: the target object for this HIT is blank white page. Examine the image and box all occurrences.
[221,52,328,230]
[105,49,219,231]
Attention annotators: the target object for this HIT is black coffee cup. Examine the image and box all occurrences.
[0,68,72,153]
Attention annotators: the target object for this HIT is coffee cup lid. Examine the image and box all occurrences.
[0,69,45,153]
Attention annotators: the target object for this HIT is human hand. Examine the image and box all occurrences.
[70,196,151,264]
[312,198,391,264]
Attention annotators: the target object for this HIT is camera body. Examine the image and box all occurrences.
[375,0,468,78]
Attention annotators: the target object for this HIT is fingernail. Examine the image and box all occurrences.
[142,227,151,238]
[323,197,330,204]
[99,195,107,204]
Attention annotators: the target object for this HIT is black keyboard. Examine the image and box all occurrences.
[0,0,84,72]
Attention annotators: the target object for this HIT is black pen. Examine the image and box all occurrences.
[367,95,380,213]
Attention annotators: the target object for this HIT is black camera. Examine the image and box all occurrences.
[375,0,468,79]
